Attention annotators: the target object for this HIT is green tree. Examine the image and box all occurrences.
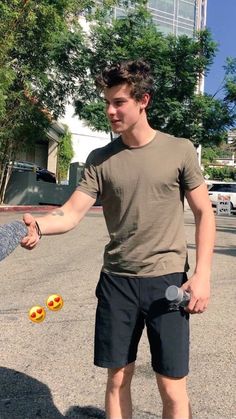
[213,57,236,103]
[202,143,233,165]
[0,0,91,199]
[0,0,126,199]
[73,5,236,146]
[201,147,220,165]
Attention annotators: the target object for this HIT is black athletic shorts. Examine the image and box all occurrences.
[94,271,189,378]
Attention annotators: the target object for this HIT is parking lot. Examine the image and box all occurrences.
[0,209,235,418]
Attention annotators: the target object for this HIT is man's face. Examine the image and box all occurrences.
[104,83,149,134]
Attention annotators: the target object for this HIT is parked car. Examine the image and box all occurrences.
[10,161,56,183]
[207,181,236,210]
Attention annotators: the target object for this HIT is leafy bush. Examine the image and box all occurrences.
[204,166,236,181]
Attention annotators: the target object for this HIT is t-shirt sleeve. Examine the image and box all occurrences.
[181,140,204,191]
[76,151,99,199]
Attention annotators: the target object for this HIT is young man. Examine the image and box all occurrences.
[21,60,215,419]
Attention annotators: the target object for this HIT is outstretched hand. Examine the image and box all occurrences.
[181,273,210,314]
[21,213,41,249]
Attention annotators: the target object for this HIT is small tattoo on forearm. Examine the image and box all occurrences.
[51,209,64,216]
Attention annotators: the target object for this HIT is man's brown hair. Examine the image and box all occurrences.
[96,59,154,103]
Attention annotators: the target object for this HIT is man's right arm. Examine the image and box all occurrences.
[21,190,96,249]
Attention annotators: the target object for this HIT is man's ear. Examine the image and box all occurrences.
[140,93,151,109]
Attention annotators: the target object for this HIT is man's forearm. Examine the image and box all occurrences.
[35,207,77,235]
[194,208,215,276]
[34,190,95,235]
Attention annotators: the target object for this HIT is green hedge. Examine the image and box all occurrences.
[204,166,236,181]
[58,127,74,182]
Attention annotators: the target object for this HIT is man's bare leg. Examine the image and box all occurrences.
[156,374,192,419]
[105,362,135,419]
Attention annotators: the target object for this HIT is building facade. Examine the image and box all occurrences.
[115,0,207,37]
[148,0,207,36]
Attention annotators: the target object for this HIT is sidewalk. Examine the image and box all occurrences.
[0,211,234,418]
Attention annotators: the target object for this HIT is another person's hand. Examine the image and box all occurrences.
[21,213,41,249]
[181,273,210,314]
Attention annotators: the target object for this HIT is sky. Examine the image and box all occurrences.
[204,0,236,97]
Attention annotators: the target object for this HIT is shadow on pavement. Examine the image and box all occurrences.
[65,405,105,418]
[0,367,105,419]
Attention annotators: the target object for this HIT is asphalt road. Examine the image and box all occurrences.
[0,209,235,419]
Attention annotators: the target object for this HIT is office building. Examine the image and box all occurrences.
[115,0,207,37]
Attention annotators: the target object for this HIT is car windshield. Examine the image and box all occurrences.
[209,183,236,192]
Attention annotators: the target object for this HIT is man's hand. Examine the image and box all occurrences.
[181,273,210,314]
[21,213,41,249]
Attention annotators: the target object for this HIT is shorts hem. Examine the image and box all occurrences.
[94,358,136,369]
[153,366,189,379]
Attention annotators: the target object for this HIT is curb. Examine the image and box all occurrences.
[0,205,103,213]
[0,205,57,213]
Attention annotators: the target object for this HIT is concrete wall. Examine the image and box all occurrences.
[4,162,84,206]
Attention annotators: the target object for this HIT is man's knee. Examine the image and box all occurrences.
[107,363,135,390]
[156,374,189,404]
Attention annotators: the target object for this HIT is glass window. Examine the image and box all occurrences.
[154,21,174,35]
[229,185,236,192]
[148,0,175,14]
[178,0,195,20]
[176,25,193,36]
[209,184,236,193]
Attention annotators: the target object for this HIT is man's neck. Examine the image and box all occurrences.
[121,125,156,148]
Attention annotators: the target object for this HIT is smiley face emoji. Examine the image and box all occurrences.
[46,294,64,311]
[29,306,46,323]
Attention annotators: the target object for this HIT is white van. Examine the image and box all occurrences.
[207,181,236,210]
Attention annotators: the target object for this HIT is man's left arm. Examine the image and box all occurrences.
[183,182,215,314]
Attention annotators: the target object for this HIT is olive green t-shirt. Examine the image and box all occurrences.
[77,131,204,277]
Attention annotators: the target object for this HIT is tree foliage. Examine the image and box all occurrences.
[0,0,85,142]
[57,126,74,182]
[73,5,236,146]
[0,0,94,199]
[202,143,233,164]
[204,166,236,182]
[0,0,126,197]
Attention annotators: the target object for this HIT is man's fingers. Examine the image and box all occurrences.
[20,239,38,249]
[185,296,197,313]
[186,297,209,314]
[194,298,209,313]
[20,213,41,250]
